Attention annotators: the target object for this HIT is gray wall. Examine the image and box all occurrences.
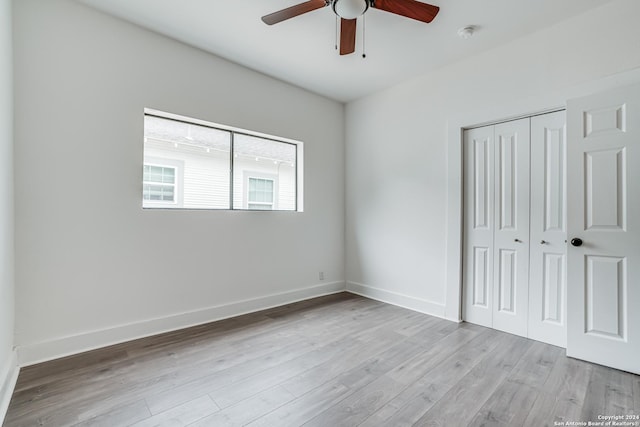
[0,0,15,409]
[13,0,345,364]
[0,0,15,421]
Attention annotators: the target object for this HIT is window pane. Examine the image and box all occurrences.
[144,115,231,209]
[248,203,272,210]
[143,184,175,203]
[163,168,175,180]
[234,135,296,211]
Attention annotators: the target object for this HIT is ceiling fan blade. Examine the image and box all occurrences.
[372,0,439,23]
[262,0,327,25]
[340,18,356,55]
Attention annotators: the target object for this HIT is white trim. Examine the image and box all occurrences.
[346,281,449,320]
[17,281,346,367]
[0,350,19,425]
[445,67,640,323]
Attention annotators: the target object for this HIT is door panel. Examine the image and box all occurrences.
[498,134,517,230]
[492,119,530,337]
[567,83,640,374]
[498,249,517,312]
[474,137,491,230]
[463,126,495,328]
[542,253,564,323]
[529,111,567,347]
[584,148,626,230]
[585,255,626,340]
[472,247,490,307]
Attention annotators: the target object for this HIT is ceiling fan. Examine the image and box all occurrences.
[262,0,440,55]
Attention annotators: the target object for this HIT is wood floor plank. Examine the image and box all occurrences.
[131,395,219,427]
[3,293,638,427]
[71,399,151,427]
[306,375,406,427]
[189,385,295,426]
[246,382,352,427]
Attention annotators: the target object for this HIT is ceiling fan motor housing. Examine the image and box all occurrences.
[332,0,369,19]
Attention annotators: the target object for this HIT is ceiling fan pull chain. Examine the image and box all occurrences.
[335,15,338,50]
[362,13,366,58]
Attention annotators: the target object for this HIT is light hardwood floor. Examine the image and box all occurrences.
[3,293,639,426]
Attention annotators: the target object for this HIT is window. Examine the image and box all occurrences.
[143,165,176,203]
[143,109,302,211]
[248,177,274,210]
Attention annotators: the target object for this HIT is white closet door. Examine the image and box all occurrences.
[492,119,530,337]
[567,84,640,374]
[529,111,567,348]
[463,125,495,328]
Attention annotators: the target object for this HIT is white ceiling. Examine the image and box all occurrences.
[78,0,613,103]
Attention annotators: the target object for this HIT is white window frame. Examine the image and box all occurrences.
[246,175,278,210]
[142,157,184,209]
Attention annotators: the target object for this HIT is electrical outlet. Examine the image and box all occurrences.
[319,271,325,281]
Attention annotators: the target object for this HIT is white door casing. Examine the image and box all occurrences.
[567,83,640,374]
[463,125,495,329]
[492,119,530,337]
[529,111,568,348]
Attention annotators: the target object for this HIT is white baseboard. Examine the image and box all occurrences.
[346,281,448,319]
[0,350,19,425]
[17,281,346,367]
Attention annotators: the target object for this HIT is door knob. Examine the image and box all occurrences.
[514,238,522,243]
[570,238,583,247]
[540,240,547,244]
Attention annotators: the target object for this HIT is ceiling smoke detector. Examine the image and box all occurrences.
[457,26,475,39]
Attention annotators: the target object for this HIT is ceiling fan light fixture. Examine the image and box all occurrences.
[332,0,369,20]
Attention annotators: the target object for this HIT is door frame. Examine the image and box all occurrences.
[444,68,640,322]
